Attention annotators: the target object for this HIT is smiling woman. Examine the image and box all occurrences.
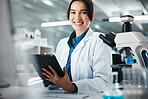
[67,0,94,37]
[42,0,112,93]
[69,1,91,37]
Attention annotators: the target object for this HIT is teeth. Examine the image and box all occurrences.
[75,22,82,25]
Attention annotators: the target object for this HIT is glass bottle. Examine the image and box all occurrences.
[103,72,124,99]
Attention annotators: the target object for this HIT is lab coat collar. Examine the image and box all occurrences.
[64,28,94,51]
[67,28,88,48]
[83,28,93,41]
[73,28,93,51]
[67,31,76,47]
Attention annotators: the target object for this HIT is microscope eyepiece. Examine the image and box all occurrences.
[120,15,134,22]
[120,15,134,32]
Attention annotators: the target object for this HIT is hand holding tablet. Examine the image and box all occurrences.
[31,54,64,86]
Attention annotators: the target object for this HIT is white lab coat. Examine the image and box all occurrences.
[56,28,112,93]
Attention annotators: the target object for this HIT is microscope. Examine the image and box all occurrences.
[115,15,148,68]
[100,15,148,83]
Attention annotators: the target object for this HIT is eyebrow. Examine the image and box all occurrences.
[70,9,87,11]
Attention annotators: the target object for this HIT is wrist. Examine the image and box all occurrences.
[71,83,78,93]
[61,82,75,92]
[68,83,75,92]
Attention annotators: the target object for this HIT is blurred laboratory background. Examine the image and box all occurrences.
[1,0,148,98]
[1,0,148,85]
[11,0,148,52]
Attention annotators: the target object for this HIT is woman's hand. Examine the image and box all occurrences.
[42,66,74,92]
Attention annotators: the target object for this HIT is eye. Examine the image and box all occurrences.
[81,11,87,14]
[70,11,75,14]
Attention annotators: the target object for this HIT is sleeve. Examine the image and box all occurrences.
[55,39,62,61]
[74,38,112,93]
[55,38,66,62]
[55,38,69,69]
[71,83,78,93]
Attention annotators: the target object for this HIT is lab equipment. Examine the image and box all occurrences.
[111,64,131,84]
[121,68,148,99]
[34,29,41,45]
[103,73,124,99]
[103,87,124,99]
[121,15,134,32]
[100,15,148,98]
[100,15,148,68]
[115,31,148,68]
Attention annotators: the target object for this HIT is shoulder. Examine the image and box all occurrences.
[85,28,102,42]
[90,31,104,43]
[56,37,69,58]
[57,37,69,46]
[59,37,69,43]
[89,31,110,49]
[92,32,102,38]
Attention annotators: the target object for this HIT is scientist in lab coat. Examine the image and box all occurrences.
[42,0,112,93]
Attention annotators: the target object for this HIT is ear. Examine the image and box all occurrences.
[92,13,94,21]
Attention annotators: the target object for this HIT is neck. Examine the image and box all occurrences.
[75,28,89,37]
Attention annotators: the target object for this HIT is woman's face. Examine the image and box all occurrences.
[69,1,90,34]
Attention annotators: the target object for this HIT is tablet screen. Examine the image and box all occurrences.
[30,54,64,86]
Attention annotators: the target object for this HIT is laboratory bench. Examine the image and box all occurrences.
[0,86,103,99]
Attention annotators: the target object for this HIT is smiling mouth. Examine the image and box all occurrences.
[74,22,84,26]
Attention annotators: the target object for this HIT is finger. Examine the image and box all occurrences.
[49,66,58,77]
[63,67,68,77]
[42,73,54,83]
[63,67,67,74]
[46,78,52,82]
[42,68,54,78]
[42,72,53,79]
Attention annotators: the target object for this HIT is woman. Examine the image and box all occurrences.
[42,0,112,93]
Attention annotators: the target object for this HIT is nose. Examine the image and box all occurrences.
[75,13,81,20]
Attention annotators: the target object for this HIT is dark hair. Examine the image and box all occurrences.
[67,0,94,21]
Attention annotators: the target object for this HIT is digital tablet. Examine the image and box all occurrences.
[30,54,64,86]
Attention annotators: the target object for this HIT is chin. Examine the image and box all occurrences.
[74,28,82,31]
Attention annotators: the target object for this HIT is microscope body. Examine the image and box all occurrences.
[115,31,148,68]
[99,15,148,83]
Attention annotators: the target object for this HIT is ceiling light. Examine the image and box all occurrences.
[41,20,70,27]
[134,15,148,21]
[24,4,32,8]
[42,0,54,7]
[108,15,148,22]
[109,17,121,22]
